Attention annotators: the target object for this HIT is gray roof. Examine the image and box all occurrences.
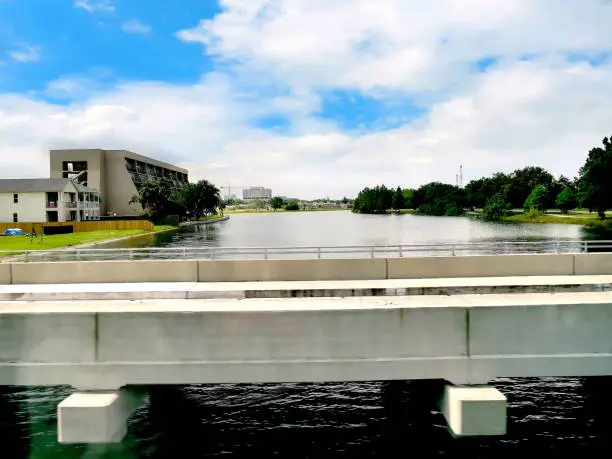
[73,182,99,193]
[0,178,74,193]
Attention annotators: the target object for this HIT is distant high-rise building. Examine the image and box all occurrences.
[243,187,272,201]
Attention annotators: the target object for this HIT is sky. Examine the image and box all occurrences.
[1,1,612,199]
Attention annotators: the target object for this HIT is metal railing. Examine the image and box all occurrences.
[1,240,612,263]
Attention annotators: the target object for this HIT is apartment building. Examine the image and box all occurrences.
[243,186,272,201]
[0,179,100,223]
[50,149,189,216]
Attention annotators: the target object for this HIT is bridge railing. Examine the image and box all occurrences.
[2,240,612,262]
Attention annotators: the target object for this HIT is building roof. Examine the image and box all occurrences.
[0,178,75,193]
[73,182,99,193]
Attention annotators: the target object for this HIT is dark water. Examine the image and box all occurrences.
[5,212,612,458]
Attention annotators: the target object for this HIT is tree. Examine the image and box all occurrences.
[270,197,284,210]
[524,184,548,212]
[136,178,175,218]
[465,173,510,209]
[285,200,300,211]
[352,185,393,214]
[556,187,577,214]
[482,194,510,221]
[392,187,405,210]
[179,180,222,219]
[577,136,612,218]
[198,180,222,216]
[412,182,466,216]
[507,167,554,209]
[403,188,415,209]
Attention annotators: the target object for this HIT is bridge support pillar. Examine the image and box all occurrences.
[440,385,507,437]
[57,388,143,444]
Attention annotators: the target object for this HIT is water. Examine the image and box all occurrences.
[5,212,611,458]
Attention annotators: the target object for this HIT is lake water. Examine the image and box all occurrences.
[5,211,611,458]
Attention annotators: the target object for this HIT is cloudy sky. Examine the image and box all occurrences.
[1,0,612,198]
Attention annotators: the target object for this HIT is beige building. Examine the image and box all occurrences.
[243,186,272,201]
[0,179,100,223]
[50,149,189,216]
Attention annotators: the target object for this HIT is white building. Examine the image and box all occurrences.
[0,179,101,223]
[243,187,272,201]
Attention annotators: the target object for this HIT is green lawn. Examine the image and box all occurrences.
[502,212,612,227]
[0,226,177,252]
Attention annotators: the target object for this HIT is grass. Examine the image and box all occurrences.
[0,225,178,252]
[501,211,612,228]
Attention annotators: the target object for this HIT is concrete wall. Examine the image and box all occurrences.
[2,253,612,285]
[574,253,612,275]
[387,254,575,279]
[198,259,387,282]
[10,260,198,284]
[4,293,612,387]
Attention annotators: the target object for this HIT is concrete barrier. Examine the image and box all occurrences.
[574,253,612,275]
[10,260,198,284]
[0,264,11,284]
[198,259,387,282]
[387,254,574,279]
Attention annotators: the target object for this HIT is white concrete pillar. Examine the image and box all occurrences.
[57,388,143,444]
[440,385,507,437]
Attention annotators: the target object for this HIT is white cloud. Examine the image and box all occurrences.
[74,0,115,13]
[9,46,40,63]
[122,19,152,35]
[4,1,612,198]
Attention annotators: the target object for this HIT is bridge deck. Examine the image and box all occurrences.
[3,291,612,389]
[2,274,612,300]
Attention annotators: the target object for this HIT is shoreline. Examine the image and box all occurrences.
[225,208,349,214]
[72,225,179,249]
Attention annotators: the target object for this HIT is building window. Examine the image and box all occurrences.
[12,213,18,223]
[13,193,18,203]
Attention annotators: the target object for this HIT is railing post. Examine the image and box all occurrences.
[504,242,508,255]
[76,250,81,262]
[317,247,321,259]
[399,245,403,258]
[129,249,134,261]
[451,244,456,256]
[182,247,187,260]
[24,251,28,263]
[556,241,560,254]
[370,246,375,258]
[264,248,268,260]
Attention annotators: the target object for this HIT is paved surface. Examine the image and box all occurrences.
[1,275,612,301]
[3,290,612,313]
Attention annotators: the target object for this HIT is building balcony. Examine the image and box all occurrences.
[47,201,57,209]
[65,202,77,208]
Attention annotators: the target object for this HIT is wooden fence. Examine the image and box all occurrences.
[0,220,154,234]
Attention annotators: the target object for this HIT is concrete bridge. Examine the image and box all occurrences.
[2,245,612,444]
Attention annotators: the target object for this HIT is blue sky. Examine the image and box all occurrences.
[2,1,612,198]
[0,0,219,94]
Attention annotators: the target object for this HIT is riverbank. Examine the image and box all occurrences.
[0,225,177,252]
[502,212,612,228]
[180,215,230,227]
[225,208,348,214]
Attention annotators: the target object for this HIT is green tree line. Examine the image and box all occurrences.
[353,134,612,220]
